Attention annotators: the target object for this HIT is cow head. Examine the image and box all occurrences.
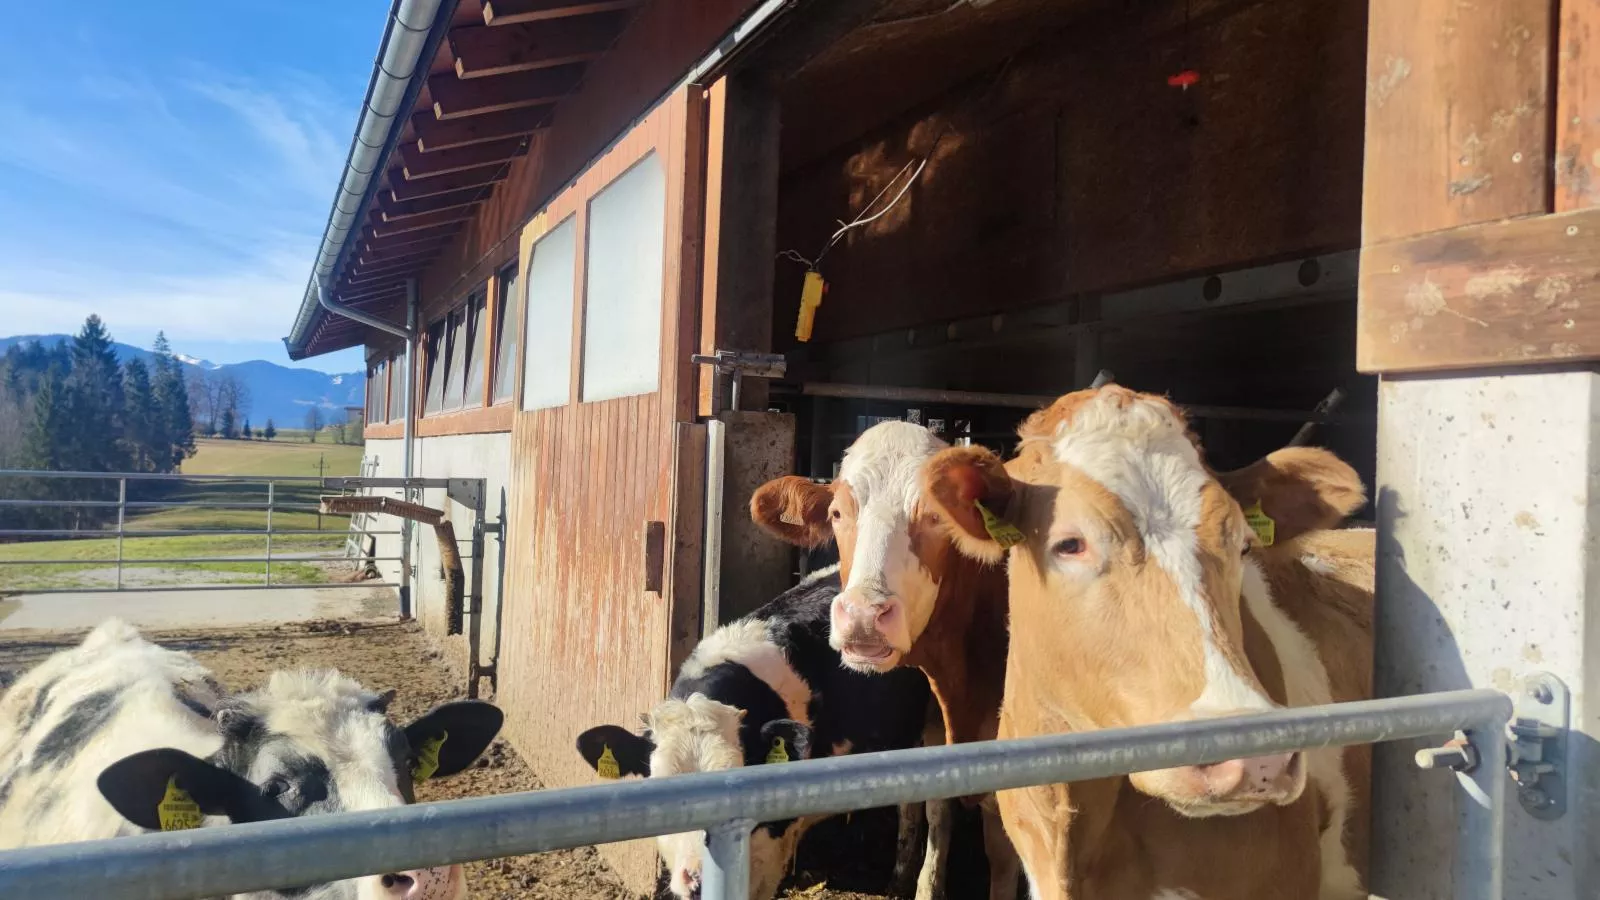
[751,421,953,673]
[576,694,813,900]
[97,671,503,900]
[922,386,1364,817]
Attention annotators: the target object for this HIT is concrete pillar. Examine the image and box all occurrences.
[1372,371,1599,899]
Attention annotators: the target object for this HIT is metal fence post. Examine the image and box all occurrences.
[1457,714,1511,900]
[265,481,275,586]
[115,478,126,590]
[702,819,754,900]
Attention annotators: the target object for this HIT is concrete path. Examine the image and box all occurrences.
[0,585,398,631]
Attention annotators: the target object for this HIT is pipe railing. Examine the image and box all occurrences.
[0,690,1513,900]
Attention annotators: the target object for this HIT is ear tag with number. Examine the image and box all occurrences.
[411,731,448,785]
[1243,501,1276,547]
[596,744,622,779]
[974,500,1024,549]
[158,776,203,831]
[766,737,791,764]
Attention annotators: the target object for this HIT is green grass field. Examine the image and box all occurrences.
[0,437,369,592]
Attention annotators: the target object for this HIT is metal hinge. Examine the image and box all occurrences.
[691,350,786,413]
[1507,672,1569,820]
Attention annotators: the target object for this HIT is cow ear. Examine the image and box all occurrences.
[758,720,812,763]
[97,748,287,831]
[1216,447,1366,546]
[922,446,1017,563]
[403,700,505,780]
[750,476,834,548]
[576,725,653,778]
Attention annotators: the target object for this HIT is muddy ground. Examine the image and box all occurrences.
[0,620,994,899]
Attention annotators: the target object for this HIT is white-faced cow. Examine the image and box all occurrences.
[576,568,932,900]
[751,421,1020,900]
[920,385,1372,900]
[0,618,504,900]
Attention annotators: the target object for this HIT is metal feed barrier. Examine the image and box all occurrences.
[0,691,1518,900]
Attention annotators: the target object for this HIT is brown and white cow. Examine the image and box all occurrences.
[920,385,1371,900]
[753,421,1021,900]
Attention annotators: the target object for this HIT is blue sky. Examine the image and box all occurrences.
[0,1,390,374]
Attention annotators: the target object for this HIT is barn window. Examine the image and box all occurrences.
[388,350,403,422]
[461,288,488,406]
[442,306,468,411]
[521,215,578,411]
[580,151,665,403]
[492,263,519,404]
[367,358,387,426]
[423,319,447,415]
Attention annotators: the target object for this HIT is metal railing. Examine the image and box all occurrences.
[0,690,1514,900]
[0,470,465,594]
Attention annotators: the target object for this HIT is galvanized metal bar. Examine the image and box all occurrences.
[0,556,409,568]
[1458,719,1508,900]
[114,478,126,591]
[0,691,1509,900]
[466,484,487,699]
[0,470,456,487]
[0,581,402,595]
[702,819,755,900]
[0,529,400,539]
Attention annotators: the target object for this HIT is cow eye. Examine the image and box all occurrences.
[1050,538,1085,557]
[829,508,842,521]
[262,777,291,799]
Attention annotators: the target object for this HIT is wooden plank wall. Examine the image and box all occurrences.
[772,0,1368,348]
[497,89,700,891]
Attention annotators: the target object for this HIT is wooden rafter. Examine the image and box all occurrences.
[429,65,583,119]
[360,235,453,266]
[346,259,431,283]
[412,106,552,152]
[389,163,509,201]
[482,0,640,26]
[400,137,527,180]
[380,186,493,221]
[336,283,408,304]
[370,208,474,239]
[449,15,625,79]
[365,222,463,253]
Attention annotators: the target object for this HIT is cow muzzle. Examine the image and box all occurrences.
[829,593,903,672]
[366,864,464,900]
[1134,748,1307,817]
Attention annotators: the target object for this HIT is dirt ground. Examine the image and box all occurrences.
[0,620,993,899]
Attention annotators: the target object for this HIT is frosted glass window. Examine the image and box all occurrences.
[521,216,578,411]
[443,307,468,411]
[581,152,665,403]
[462,290,488,406]
[423,320,446,415]
[492,265,519,403]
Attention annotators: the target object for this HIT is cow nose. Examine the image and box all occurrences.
[1196,751,1301,797]
[679,869,702,899]
[379,868,452,898]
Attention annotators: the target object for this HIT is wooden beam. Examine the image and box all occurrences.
[347,259,432,283]
[400,137,528,179]
[449,15,625,79]
[483,0,639,26]
[1556,0,1600,211]
[1362,0,1555,243]
[365,223,463,253]
[336,284,408,304]
[390,163,509,201]
[1357,206,1600,373]
[360,236,453,266]
[429,66,583,119]
[412,105,552,152]
[380,186,492,221]
[371,208,474,238]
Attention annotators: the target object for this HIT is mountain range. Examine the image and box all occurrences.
[0,335,364,427]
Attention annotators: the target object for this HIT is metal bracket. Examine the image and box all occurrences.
[446,478,485,512]
[1507,671,1569,820]
[691,350,787,413]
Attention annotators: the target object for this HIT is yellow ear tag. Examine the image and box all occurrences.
[411,731,448,785]
[158,776,203,831]
[765,737,790,764]
[974,500,1024,549]
[596,744,622,780]
[795,270,826,342]
[1243,501,1276,547]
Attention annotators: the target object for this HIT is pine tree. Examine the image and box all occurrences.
[122,358,155,472]
[65,315,127,472]
[17,373,69,529]
[150,333,195,470]
[242,420,253,440]
[220,406,237,439]
[263,419,277,441]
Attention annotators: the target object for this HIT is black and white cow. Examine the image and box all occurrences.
[577,567,934,900]
[0,618,503,900]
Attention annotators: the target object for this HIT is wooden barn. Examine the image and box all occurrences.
[284,0,1600,894]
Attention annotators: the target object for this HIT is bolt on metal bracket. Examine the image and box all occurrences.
[1507,671,1569,820]
[1415,730,1479,773]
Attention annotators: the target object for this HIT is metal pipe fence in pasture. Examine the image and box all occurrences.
[0,691,1514,900]
[0,470,465,594]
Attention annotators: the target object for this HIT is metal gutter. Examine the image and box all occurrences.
[282,0,458,359]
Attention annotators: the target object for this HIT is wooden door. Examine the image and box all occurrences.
[496,86,706,842]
